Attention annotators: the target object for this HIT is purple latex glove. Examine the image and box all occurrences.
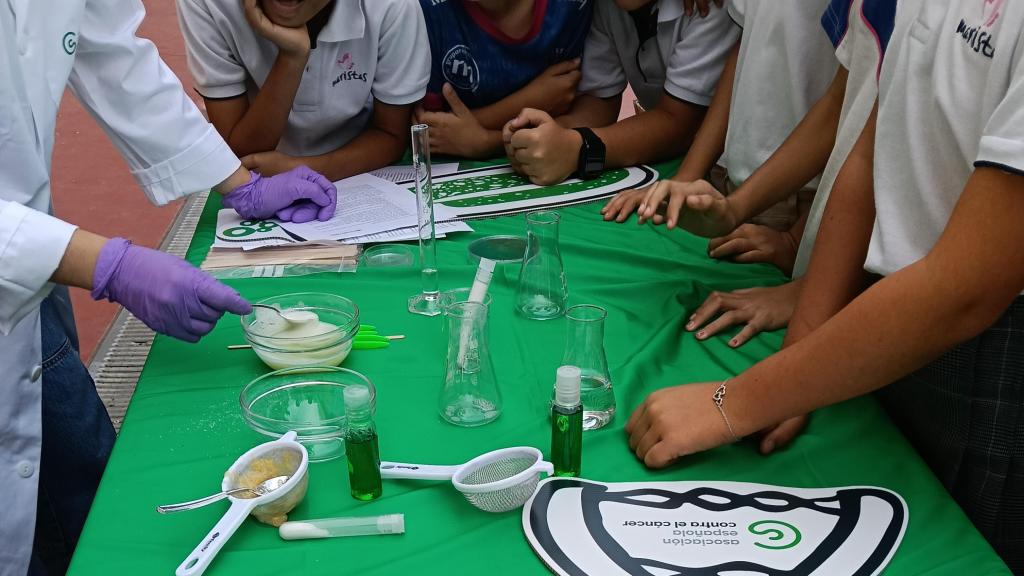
[90,238,252,343]
[223,167,337,223]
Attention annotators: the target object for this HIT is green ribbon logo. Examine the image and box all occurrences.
[222,220,278,238]
[748,520,802,550]
[62,32,77,55]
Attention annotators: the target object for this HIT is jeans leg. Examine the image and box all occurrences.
[30,295,115,575]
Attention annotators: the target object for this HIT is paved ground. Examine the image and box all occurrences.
[51,2,637,362]
[51,1,197,361]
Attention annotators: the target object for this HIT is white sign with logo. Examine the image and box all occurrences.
[523,478,907,576]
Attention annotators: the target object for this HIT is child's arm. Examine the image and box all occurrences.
[202,0,312,157]
[709,67,848,231]
[633,62,846,234]
[600,41,738,222]
[669,41,740,183]
[554,94,622,130]
[414,84,506,159]
[504,90,707,186]
[628,166,1024,467]
[242,100,411,181]
[472,59,582,130]
[414,58,582,159]
[784,104,878,346]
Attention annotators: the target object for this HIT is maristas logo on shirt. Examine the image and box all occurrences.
[955,0,1004,58]
[982,0,1004,27]
[332,52,367,86]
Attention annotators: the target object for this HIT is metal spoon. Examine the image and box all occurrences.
[251,304,318,326]
[156,475,290,514]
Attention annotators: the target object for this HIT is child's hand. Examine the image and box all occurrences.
[625,381,740,468]
[502,119,528,176]
[708,223,798,275]
[757,415,808,455]
[525,59,582,116]
[638,179,738,236]
[243,0,311,57]
[413,84,491,158]
[240,151,303,177]
[686,280,802,348]
[602,187,666,223]
[505,109,581,186]
[681,0,724,17]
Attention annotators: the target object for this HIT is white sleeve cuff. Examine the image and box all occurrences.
[664,82,712,107]
[581,83,627,100]
[0,203,77,334]
[194,83,248,100]
[130,124,242,205]
[374,86,428,107]
[976,135,1024,175]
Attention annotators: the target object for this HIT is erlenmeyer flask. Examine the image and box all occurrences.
[560,305,615,430]
[515,211,568,320]
[439,301,502,427]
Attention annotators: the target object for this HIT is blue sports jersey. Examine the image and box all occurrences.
[419,0,593,110]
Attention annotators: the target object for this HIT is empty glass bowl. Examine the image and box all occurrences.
[240,366,376,462]
[240,293,359,370]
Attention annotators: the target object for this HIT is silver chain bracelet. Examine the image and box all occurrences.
[713,379,741,442]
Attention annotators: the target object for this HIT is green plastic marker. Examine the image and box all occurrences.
[344,385,383,501]
[352,340,390,350]
[551,365,583,477]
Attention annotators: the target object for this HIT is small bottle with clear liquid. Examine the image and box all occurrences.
[344,385,382,501]
[551,366,583,477]
[561,305,616,430]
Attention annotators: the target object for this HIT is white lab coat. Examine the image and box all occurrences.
[0,0,240,572]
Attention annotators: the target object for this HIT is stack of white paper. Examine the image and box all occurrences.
[204,172,471,272]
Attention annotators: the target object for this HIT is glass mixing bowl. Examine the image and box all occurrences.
[240,293,359,370]
[240,366,376,462]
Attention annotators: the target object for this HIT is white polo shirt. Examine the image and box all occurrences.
[866,0,1024,276]
[177,0,429,157]
[722,0,838,188]
[794,0,892,277]
[577,0,739,110]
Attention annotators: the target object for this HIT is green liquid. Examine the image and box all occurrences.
[346,430,382,501]
[551,404,582,477]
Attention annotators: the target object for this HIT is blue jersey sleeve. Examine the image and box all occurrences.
[821,0,896,55]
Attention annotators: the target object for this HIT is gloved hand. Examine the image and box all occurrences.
[223,167,337,223]
[90,238,252,343]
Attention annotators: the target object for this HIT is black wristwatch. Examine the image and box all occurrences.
[573,127,606,180]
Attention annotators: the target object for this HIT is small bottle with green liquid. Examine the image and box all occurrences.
[344,385,382,501]
[551,365,583,477]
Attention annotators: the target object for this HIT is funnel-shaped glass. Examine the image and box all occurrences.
[561,304,615,430]
[439,301,502,426]
[515,211,568,320]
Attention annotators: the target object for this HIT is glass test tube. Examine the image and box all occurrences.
[408,124,442,316]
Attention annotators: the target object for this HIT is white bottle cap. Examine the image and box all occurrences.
[344,386,373,425]
[343,384,371,408]
[554,365,582,408]
[377,513,406,534]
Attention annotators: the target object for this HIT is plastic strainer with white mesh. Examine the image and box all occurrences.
[380,446,553,513]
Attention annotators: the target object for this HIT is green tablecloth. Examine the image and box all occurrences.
[69,167,1009,575]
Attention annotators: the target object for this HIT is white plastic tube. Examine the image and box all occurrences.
[458,258,496,368]
[278,514,405,541]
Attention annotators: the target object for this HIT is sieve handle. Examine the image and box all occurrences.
[379,461,458,481]
[176,499,255,576]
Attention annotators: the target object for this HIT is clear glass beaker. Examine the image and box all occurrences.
[561,305,615,430]
[515,211,568,320]
[439,301,502,427]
